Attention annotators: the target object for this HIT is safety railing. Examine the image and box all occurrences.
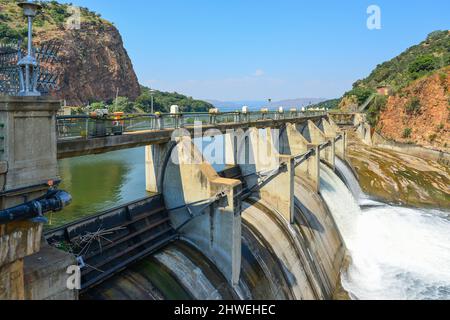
[56,110,328,140]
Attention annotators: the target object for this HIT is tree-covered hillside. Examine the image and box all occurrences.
[354,30,450,91]
[135,86,213,113]
[83,86,213,114]
[339,31,450,126]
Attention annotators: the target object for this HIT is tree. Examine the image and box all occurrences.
[109,97,135,113]
[408,55,437,79]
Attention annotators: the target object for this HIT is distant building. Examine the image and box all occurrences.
[376,86,392,96]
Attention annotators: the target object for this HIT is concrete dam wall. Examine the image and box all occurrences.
[46,115,355,300]
[84,174,347,300]
[78,116,351,300]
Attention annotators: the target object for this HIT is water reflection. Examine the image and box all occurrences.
[52,147,149,229]
[53,137,228,229]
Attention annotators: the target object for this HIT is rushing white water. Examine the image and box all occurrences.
[335,158,382,207]
[320,163,450,300]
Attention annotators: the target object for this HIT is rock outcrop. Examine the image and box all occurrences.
[36,23,140,106]
[376,68,449,153]
[0,0,140,106]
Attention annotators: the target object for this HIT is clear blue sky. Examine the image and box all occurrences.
[59,0,449,101]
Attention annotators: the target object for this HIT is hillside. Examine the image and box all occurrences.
[376,67,449,152]
[0,0,140,105]
[354,30,450,90]
[136,86,213,113]
[340,31,449,152]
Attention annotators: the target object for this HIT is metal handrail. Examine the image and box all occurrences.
[56,111,328,140]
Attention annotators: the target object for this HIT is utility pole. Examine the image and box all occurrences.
[150,89,155,114]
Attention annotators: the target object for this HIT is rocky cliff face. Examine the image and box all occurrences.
[37,23,140,106]
[376,68,450,152]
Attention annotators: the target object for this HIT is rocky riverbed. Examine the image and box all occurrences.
[346,131,450,210]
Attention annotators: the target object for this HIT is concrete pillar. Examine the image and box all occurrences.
[239,127,295,224]
[0,97,74,300]
[281,123,321,192]
[306,144,321,194]
[308,120,335,169]
[323,118,347,160]
[161,136,242,286]
[224,131,237,166]
[145,143,174,193]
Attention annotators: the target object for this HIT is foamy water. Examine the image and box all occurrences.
[320,164,450,300]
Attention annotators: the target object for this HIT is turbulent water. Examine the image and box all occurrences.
[321,163,450,300]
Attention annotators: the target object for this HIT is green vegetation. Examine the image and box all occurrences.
[405,96,421,114]
[135,86,213,113]
[343,87,376,105]
[78,86,213,114]
[408,55,438,80]
[0,0,110,43]
[367,95,388,126]
[402,128,412,138]
[342,30,449,126]
[310,98,341,110]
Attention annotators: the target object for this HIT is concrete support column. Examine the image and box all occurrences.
[0,97,75,300]
[279,123,322,193]
[145,143,173,193]
[224,131,237,166]
[306,144,321,194]
[308,120,335,169]
[239,127,295,224]
[335,131,347,160]
[161,136,242,286]
[323,118,347,159]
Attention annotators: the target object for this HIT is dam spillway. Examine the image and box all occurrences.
[325,160,450,300]
[71,175,346,300]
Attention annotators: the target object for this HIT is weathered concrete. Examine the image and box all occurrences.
[0,259,24,300]
[372,131,450,165]
[308,120,335,169]
[24,244,78,300]
[281,123,321,193]
[157,136,242,286]
[294,177,346,298]
[0,97,60,208]
[241,200,317,300]
[0,221,42,267]
[145,143,174,193]
[239,127,295,224]
[323,118,347,160]
[0,97,75,301]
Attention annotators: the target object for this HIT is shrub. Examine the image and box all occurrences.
[367,95,388,126]
[405,96,421,114]
[344,87,376,105]
[429,134,437,142]
[408,55,437,80]
[403,128,412,138]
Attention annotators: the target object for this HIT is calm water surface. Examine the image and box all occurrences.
[52,147,149,229]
